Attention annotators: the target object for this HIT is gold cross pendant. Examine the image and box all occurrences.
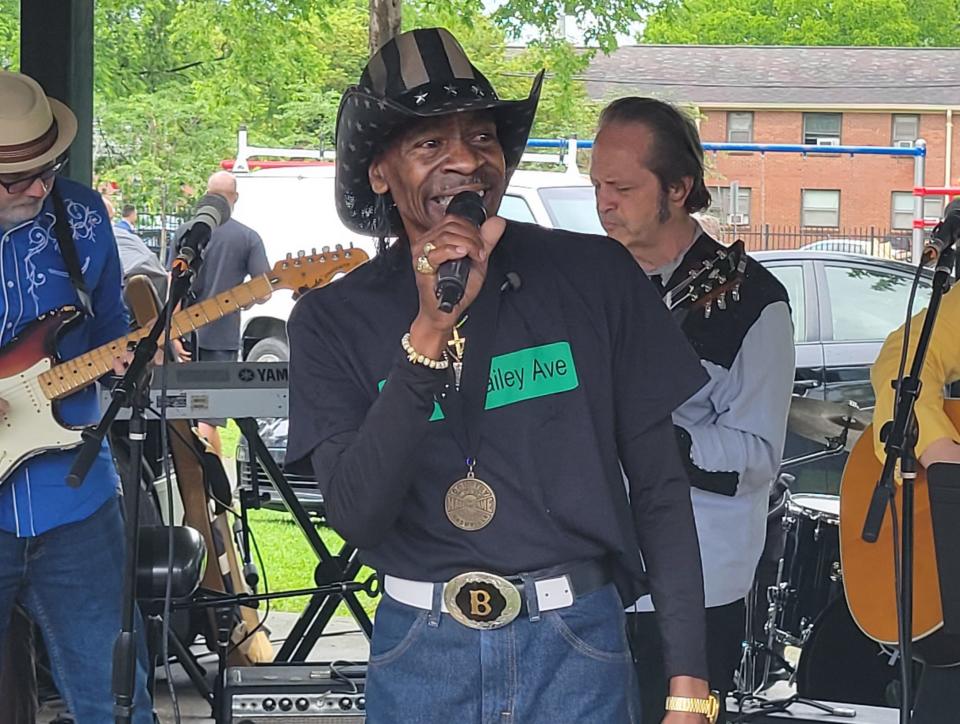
[448,326,466,389]
[448,326,467,360]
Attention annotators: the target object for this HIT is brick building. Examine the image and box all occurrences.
[584,46,960,250]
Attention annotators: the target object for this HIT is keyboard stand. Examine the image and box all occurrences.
[234,417,374,661]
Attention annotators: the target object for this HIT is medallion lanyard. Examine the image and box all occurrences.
[441,267,503,531]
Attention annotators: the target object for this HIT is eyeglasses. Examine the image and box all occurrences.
[0,159,68,194]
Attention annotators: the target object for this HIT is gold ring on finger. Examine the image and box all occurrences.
[415,254,436,275]
[422,241,438,255]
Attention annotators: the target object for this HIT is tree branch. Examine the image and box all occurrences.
[138,49,231,77]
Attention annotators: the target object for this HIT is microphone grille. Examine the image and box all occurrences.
[197,193,232,226]
[446,191,486,227]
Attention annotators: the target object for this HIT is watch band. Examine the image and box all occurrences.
[664,693,720,723]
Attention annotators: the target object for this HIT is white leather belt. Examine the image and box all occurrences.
[384,573,575,614]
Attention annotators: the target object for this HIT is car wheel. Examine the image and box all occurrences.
[248,336,289,362]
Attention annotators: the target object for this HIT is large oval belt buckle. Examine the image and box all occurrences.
[443,571,522,630]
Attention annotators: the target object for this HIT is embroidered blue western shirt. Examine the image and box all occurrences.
[0,178,130,536]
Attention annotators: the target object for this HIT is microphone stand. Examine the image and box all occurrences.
[860,246,956,724]
[67,240,209,724]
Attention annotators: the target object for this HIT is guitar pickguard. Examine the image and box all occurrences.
[0,357,83,484]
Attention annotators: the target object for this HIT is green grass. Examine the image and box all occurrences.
[221,421,377,617]
[247,508,380,617]
[221,420,241,457]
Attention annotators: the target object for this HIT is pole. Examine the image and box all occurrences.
[913,139,927,263]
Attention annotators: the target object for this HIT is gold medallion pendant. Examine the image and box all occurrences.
[445,472,496,530]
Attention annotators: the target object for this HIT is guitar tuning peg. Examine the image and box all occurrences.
[732,284,741,303]
[322,245,331,253]
[717,292,727,310]
[297,250,306,258]
[336,243,344,250]
[704,301,713,319]
[285,252,293,260]
[311,247,317,256]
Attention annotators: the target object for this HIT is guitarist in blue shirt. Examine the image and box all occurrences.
[0,71,152,722]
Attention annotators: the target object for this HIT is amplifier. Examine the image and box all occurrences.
[225,664,366,723]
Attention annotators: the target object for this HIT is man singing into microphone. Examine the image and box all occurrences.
[285,29,717,723]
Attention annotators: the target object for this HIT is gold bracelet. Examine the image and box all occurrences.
[401,332,450,370]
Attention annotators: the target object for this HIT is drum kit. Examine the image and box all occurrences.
[736,395,910,710]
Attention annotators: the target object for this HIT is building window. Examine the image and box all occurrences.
[709,186,752,224]
[892,191,944,229]
[727,112,753,143]
[892,114,920,147]
[802,189,840,227]
[803,113,842,145]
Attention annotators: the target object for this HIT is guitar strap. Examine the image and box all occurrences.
[50,184,94,318]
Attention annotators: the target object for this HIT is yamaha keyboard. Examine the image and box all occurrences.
[102,361,289,419]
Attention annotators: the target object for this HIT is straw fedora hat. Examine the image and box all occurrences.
[0,71,77,174]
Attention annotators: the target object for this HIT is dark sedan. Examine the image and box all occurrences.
[754,250,934,494]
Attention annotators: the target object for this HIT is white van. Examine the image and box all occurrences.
[229,143,602,362]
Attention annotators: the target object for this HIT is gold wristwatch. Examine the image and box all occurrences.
[664,692,720,723]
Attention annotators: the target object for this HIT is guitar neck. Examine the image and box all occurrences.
[40,274,275,401]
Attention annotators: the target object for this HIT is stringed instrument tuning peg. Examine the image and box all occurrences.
[704,301,713,319]
[717,292,727,310]
[732,285,742,303]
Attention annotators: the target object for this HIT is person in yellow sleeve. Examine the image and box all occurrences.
[871,281,960,723]
[872,283,960,468]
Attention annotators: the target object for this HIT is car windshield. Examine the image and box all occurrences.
[538,186,605,235]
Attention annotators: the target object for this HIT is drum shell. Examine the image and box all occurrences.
[780,494,843,637]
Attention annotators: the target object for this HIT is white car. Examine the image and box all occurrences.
[231,163,601,362]
[800,238,910,260]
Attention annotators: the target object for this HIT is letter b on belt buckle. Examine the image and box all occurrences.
[443,572,522,630]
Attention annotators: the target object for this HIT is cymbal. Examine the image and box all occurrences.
[788,396,873,450]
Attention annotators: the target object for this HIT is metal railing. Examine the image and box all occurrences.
[722,225,912,259]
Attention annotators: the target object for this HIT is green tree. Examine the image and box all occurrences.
[4,0,611,214]
[0,0,18,70]
[642,0,960,46]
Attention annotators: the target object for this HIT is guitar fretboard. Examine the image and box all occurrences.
[39,274,274,401]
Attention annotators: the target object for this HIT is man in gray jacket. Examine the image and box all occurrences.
[108,199,168,300]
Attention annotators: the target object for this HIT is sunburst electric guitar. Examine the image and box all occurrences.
[0,246,367,485]
[840,402,960,665]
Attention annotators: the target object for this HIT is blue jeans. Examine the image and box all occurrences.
[367,582,639,723]
[0,497,153,723]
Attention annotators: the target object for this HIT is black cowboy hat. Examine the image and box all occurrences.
[335,27,544,236]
